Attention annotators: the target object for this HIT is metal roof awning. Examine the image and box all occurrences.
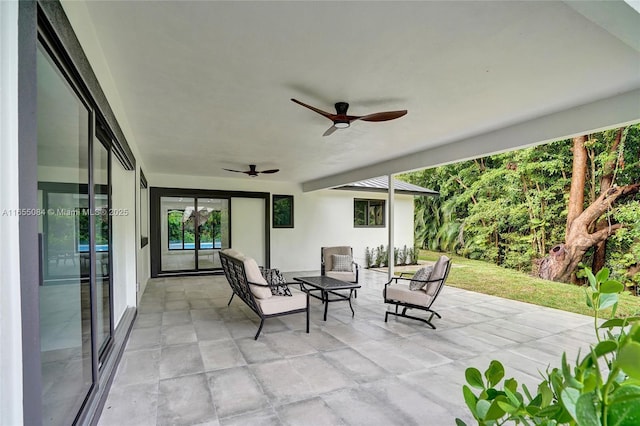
[333,176,438,196]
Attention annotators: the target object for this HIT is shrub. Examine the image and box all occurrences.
[456,266,640,426]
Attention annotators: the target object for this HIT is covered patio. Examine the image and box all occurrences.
[99,268,594,425]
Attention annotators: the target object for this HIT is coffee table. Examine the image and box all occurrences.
[293,276,361,321]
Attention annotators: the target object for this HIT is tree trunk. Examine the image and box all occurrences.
[538,183,639,281]
[592,128,624,272]
[566,135,587,237]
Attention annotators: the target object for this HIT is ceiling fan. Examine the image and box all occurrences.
[223,164,279,177]
[291,98,407,136]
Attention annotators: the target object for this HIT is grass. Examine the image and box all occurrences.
[417,250,640,318]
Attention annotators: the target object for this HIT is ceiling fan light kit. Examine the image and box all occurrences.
[291,98,407,136]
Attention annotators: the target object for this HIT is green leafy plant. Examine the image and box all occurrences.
[457,266,640,426]
[364,247,373,268]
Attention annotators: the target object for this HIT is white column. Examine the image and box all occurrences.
[388,175,395,280]
[0,2,24,424]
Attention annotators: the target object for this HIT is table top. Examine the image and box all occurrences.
[293,275,361,290]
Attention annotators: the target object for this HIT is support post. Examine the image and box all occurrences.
[388,175,395,280]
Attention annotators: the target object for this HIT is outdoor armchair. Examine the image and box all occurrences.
[383,255,451,329]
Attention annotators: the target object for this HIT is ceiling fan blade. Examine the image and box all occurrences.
[323,125,338,137]
[291,98,335,120]
[259,169,279,174]
[359,110,408,122]
[223,168,244,173]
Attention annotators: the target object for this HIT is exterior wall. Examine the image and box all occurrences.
[149,173,415,272]
[0,2,23,424]
[111,159,138,327]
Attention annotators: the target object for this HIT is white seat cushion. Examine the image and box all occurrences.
[243,257,272,299]
[385,283,433,307]
[256,288,307,315]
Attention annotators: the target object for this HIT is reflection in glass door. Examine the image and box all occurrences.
[160,196,229,272]
[93,139,112,358]
[37,43,93,426]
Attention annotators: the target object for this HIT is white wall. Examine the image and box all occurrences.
[148,172,415,272]
[0,2,23,424]
[231,198,266,265]
[111,158,137,327]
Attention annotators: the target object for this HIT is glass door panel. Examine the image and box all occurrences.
[197,198,229,269]
[161,196,196,271]
[94,140,111,357]
[37,44,93,426]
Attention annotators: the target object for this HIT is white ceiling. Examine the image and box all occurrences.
[62,1,640,190]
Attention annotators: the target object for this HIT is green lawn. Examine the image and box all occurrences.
[418,250,640,318]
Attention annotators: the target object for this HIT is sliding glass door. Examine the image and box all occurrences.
[37,41,113,425]
[160,196,229,272]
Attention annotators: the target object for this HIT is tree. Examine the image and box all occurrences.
[538,128,639,282]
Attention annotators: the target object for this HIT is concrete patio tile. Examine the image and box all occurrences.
[362,376,452,425]
[112,348,160,387]
[161,310,192,326]
[134,312,163,329]
[157,373,216,426]
[126,326,161,351]
[322,387,411,425]
[251,354,355,405]
[235,337,283,364]
[218,409,279,426]
[276,397,346,426]
[98,381,158,426]
[159,343,205,379]
[161,323,197,346]
[100,270,598,425]
[199,339,246,372]
[193,319,233,342]
[322,348,390,383]
[206,367,270,419]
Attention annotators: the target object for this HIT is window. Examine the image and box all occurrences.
[354,199,385,227]
[272,194,294,228]
[167,209,195,250]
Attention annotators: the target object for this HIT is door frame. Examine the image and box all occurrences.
[150,187,271,277]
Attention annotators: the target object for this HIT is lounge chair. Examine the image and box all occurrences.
[383,255,451,329]
[321,246,359,297]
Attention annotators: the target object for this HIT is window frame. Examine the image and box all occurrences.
[354,198,386,228]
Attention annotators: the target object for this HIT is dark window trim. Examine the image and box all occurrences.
[354,198,387,228]
[150,187,271,277]
[140,170,148,248]
[272,194,294,228]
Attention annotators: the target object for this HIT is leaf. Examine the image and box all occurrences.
[575,392,599,426]
[585,290,594,308]
[560,388,580,422]
[601,318,626,329]
[462,385,478,417]
[535,404,562,418]
[504,386,521,407]
[595,267,610,285]
[607,395,640,426]
[538,381,554,407]
[497,400,519,415]
[598,293,619,311]
[609,386,640,405]
[476,399,491,420]
[593,340,618,357]
[454,419,468,426]
[504,378,518,394]
[585,268,597,291]
[561,353,582,389]
[600,279,624,294]
[617,342,640,380]
[465,367,485,389]
[484,399,506,421]
[485,360,505,387]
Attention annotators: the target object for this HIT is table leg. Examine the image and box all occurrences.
[348,289,355,317]
[323,290,329,321]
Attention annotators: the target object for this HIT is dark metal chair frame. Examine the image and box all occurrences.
[219,251,309,340]
[383,260,451,329]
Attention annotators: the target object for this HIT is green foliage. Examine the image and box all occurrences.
[400,124,640,284]
[456,265,640,425]
[364,245,420,267]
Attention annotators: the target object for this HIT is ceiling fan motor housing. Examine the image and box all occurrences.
[334,102,350,128]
